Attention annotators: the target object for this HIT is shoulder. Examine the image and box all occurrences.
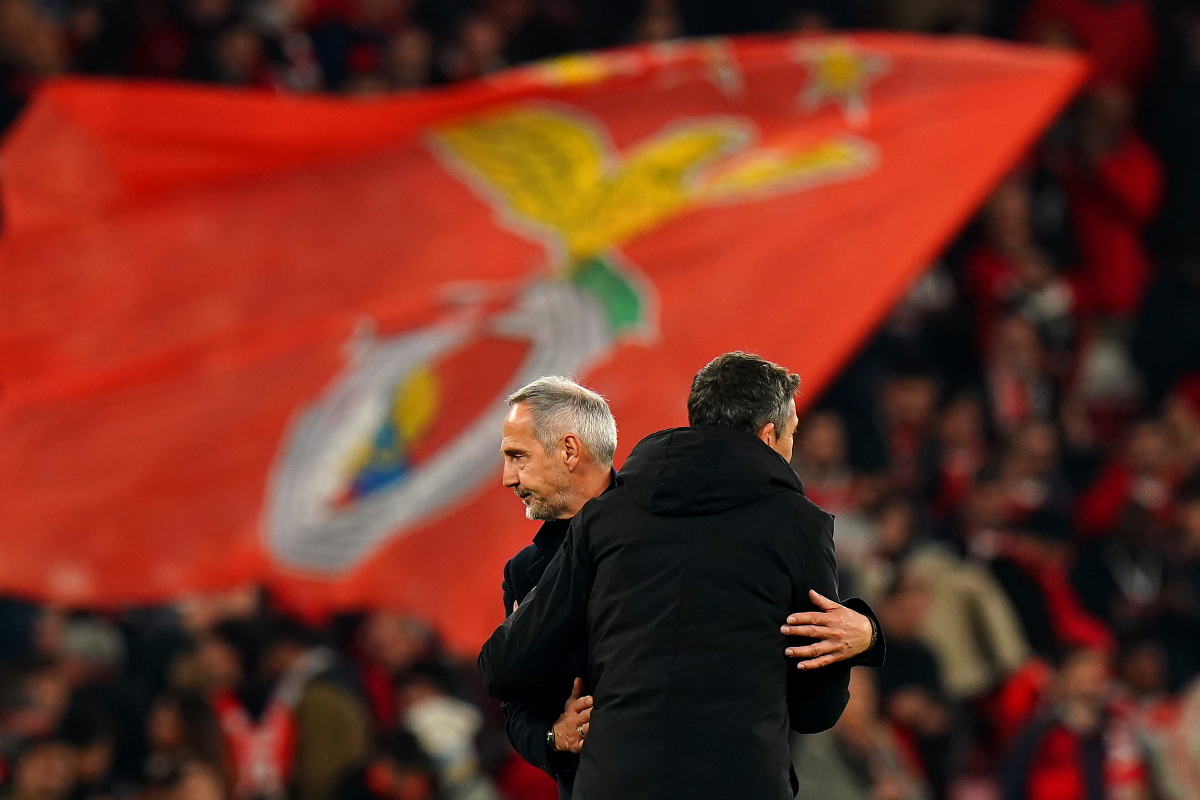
[768,490,835,534]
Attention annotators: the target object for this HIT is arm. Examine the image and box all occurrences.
[498,555,587,778]
[786,514,852,734]
[502,557,518,616]
[479,512,595,702]
[501,699,574,779]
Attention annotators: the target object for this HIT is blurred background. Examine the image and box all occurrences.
[2,1,1200,800]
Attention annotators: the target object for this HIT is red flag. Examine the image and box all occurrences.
[0,34,1086,651]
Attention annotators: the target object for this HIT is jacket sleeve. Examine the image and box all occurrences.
[498,556,579,781]
[502,556,518,616]
[479,512,595,702]
[842,597,886,668]
[501,700,577,781]
[787,513,852,734]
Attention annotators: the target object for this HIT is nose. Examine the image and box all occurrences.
[502,459,519,489]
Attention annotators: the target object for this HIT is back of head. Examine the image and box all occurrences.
[687,352,800,436]
[508,377,617,469]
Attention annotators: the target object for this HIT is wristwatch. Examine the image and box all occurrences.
[546,727,557,752]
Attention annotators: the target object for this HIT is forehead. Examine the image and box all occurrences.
[502,403,538,442]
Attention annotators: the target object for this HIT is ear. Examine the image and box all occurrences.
[562,433,583,471]
[756,421,776,447]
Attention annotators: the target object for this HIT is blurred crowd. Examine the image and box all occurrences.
[3,0,1200,799]
[0,594,563,800]
[783,0,1200,796]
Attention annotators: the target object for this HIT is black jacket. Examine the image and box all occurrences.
[480,426,875,800]
[499,513,596,798]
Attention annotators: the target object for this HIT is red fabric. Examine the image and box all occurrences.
[987,658,1054,749]
[1074,460,1175,537]
[0,35,1087,652]
[1172,373,1200,417]
[1000,539,1112,649]
[1035,563,1113,650]
[212,689,296,800]
[1075,461,1136,536]
[932,444,985,518]
[1021,0,1158,89]
[1027,725,1088,800]
[359,659,398,731]
[965,243,1017,353]
[492,755,559,800]
[1067,132,1163,318]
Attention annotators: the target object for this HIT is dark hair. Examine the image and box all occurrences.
[687,352,800,436]
[261,616,318,652]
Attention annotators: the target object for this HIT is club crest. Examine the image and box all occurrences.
[266,95,879,571]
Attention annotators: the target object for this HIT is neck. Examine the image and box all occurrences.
[559,464,611,518]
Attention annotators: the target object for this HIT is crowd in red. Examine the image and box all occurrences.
[2,0,1200,800]
[786,0,1200,796]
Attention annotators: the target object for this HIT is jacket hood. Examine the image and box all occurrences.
[617,426,804,516]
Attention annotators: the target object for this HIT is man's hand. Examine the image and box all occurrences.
[550,678,592,754]
[781,590,874,670]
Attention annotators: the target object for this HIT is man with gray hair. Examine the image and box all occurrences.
[483,354,884,800]
[496,377,616,798]
[494,371,880,799]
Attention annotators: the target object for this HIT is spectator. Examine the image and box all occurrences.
[439,14,505,83]
[1131,252,1200,405]
[927,392,989,519]
[792,410,854,515]
[1074,419,1177,537]
[1071,504,1168,632]
[357,614,435,732]
[333,730,440,800]
[999,645,1149,800]
[986,316,1057,438]
[142,691,230,795]
[1050,84,1164,319]
[967,178,1076,365]
[792,668,929,800]
[384,27,430,90]
[880,371,940,492]
[996,421,1070,520]
[1160,480,1200,685]
[875,569,957,796]
[0,0,67,130]
[211,619,371,800]
[395,664,498,800]
[989,508,1111,658]
[1,737,77,800]
[1021,0,1158,90]
[908,541,1031,702]
[1162,374,1200,477]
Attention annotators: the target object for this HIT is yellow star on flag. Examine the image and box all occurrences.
[794,39,889,128]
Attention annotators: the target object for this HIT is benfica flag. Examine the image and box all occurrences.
[0,34,1085,651]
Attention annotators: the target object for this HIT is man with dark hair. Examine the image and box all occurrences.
[494,374,877,799]
[480,352,884,800]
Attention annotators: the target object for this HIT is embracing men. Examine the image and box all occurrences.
[485,353,885,800]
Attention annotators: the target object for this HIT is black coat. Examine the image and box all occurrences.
[499,516,592,799]
[480,426,877,800]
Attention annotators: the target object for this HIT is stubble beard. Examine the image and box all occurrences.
[521,476,574,521]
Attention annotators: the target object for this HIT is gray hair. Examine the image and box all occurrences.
[508,377,617,468]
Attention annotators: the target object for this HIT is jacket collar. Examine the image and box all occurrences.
[531,468,618,557]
